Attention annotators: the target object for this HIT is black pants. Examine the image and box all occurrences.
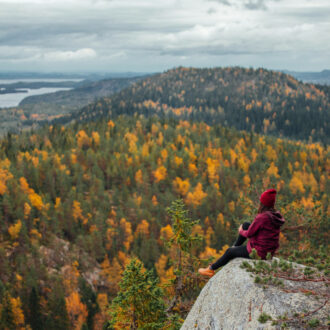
[210,222,251,271]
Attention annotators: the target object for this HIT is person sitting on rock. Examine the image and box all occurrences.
[198,189,285,277]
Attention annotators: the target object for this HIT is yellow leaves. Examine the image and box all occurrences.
[31,156,39,167]
[199,244,229,261]
[237,155,250,173]
[92,131,100,147]
[206,158,219,182]
[289,171,318,195]
[266,162,280,178]
[174,156,183,166]
[72,201,87,224]
[125,132,138,154]
[97,293,109,312]
[250,148,258,162]
[228,201,235,213]
[134,193,142,206]
[289,174,305,194]
[141,143,149,158]
[262,115,271,130]
[205,226,214,246]
[19,177,44,211]
[0,159,12,195]
[0,179,7,195]
[185,183,207,207]
[107,120,115,129]
[135,219,150,237]
[10,296,25,327]
[173,177,190,196]
[176,134,185,146]
[153,165,167,182]
[152,195,158,206]
[245,103,253,111]
[65,291,88,330]
[192,224,204,236]
[199,246,218,260]
[300,151,307,164]
[70,153,77,165]
[143,99,159,109]
[304,172,318,193]
[76,130,90,149]
[160,224,174,242]
[155,254,175,286]
[20,177,33,195]
[151,123,159,135]
[135,169,143,185]
[16,273,23,282]
[161,149,168,161]
[188,150,197,162]
[157,132,164,146]
[55,197,61,210]
[229,149,237,166]
[243,175,251,186]
[29,192,44,211]
[218,244,229,257]
[30,228,42,244]
[301,195,315,210]
[188,163,198,176]
[216,213,224,226]
[89,224,98,233]
[8,220,22,240]
[120,218,133,251]
[265,145,277,162]
[63,262,80,295]
[320,175,326,192]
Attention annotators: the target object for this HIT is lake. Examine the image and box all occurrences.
[0,79,82,108]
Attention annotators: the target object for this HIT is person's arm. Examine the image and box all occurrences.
[239,215,264,238]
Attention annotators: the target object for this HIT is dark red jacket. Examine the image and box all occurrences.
[239,211,285,259]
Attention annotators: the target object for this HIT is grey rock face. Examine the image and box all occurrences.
[182,258,329,329]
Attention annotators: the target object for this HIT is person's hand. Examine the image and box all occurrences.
[238,225,242,233]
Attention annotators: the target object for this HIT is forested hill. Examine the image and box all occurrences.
[67,67,329,144]
[0,115,328,328]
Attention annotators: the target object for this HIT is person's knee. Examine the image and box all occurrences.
[226,247,235,256]
[242,222,250,230]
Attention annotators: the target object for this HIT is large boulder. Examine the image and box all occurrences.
[182,258,329,329]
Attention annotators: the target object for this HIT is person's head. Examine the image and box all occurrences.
[258,189,276,213]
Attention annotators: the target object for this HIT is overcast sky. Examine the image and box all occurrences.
[1,0,329,73]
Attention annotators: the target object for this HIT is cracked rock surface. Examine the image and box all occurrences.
[181,258,329,329]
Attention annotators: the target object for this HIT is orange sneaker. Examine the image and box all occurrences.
[198,267,215,277]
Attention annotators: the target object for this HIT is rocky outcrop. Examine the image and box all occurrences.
[182,258,329,329]
[39,236,107,291]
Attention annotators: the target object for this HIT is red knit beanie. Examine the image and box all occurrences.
[260,189,277,208]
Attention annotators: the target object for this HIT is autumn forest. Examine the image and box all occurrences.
[0,67,329,329]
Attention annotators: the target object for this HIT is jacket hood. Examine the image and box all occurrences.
[266,211,285,227]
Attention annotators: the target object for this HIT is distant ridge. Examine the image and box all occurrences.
[65,66,329,144]
[282,69,330,85]
[0,71,152,80]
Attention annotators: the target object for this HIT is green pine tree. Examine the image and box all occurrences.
[0,291,16,330]
[107,258,166,329]
[165,199,202,314]
[28,287,43,330]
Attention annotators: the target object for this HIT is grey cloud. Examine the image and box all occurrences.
[207,7,217,14]
[279,7,330,21]
[244,0,267,10]
[0,0,329,72]
[206,0,276,9]
[208,0,231,5]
